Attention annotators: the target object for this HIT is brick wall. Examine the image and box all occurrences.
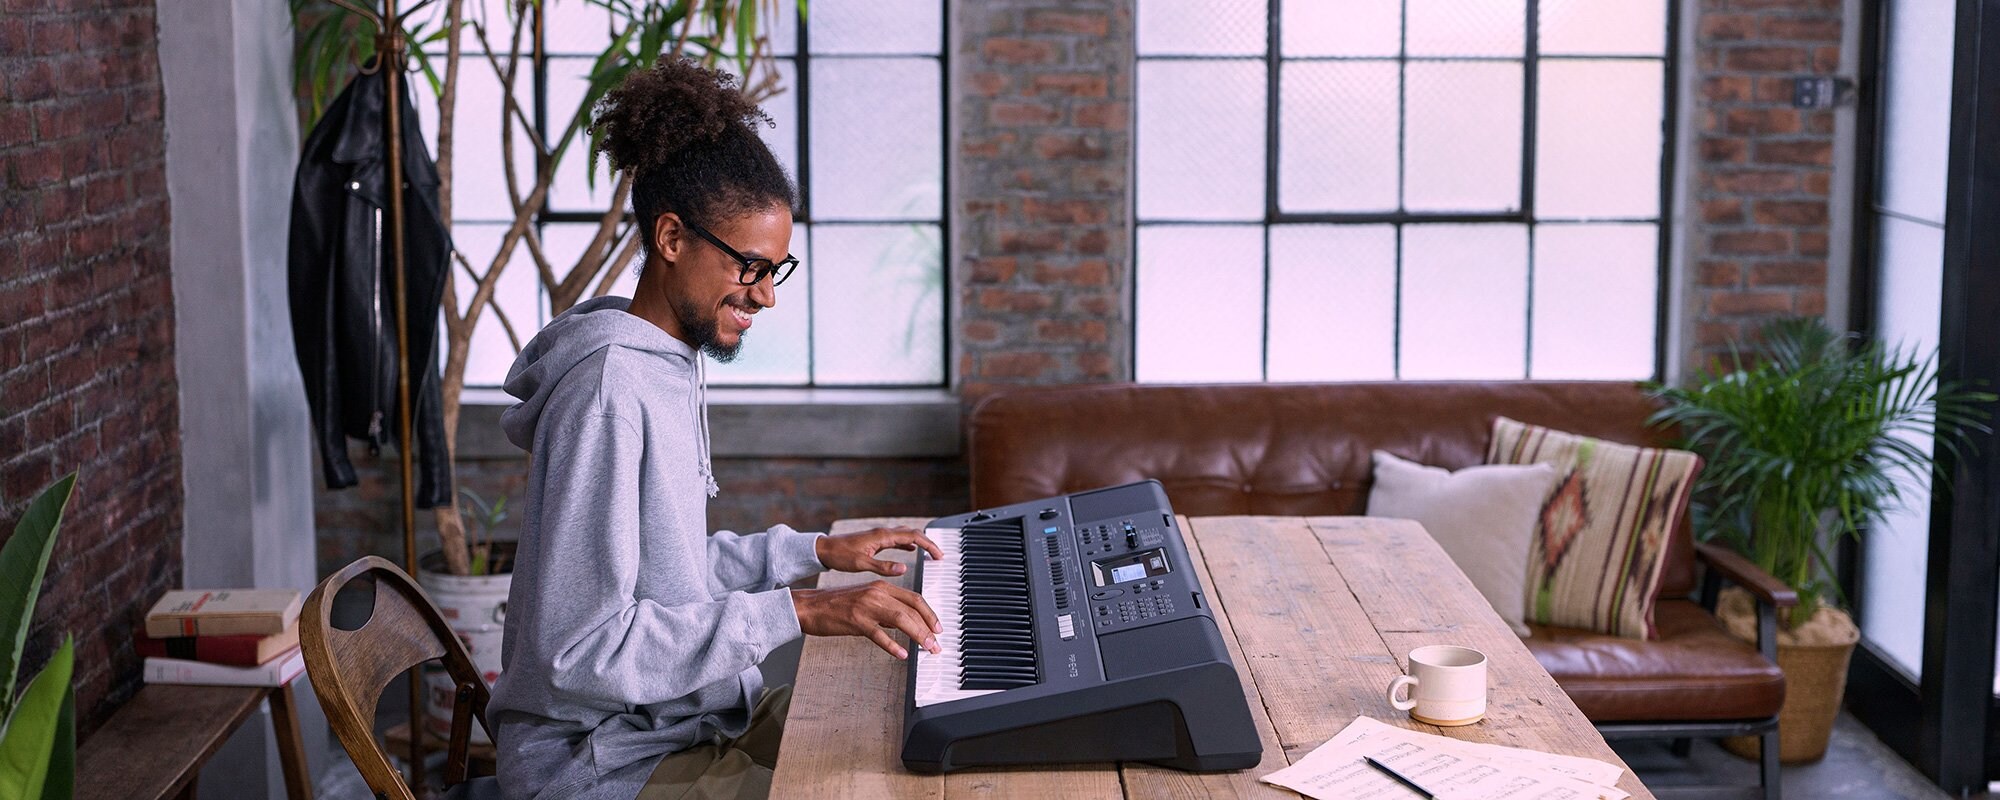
[0,0,179,737]
[1688,0,1845,369]
[957,1,1133,397]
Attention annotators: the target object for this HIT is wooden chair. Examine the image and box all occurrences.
[303,556,499,800]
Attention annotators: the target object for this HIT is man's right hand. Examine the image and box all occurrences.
[792,581,942,660]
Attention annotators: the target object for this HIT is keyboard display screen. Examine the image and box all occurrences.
[1091,548,1171,587]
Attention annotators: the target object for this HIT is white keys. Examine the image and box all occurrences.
[913,527,1003,707]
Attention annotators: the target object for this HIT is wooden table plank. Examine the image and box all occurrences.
[1185,516,1407,751]
[1309,516,1654,800]
[1119,516,1296,799]
[76,684,267,800]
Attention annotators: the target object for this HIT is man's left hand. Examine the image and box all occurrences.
[815,527,944,577]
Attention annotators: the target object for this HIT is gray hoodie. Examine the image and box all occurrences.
[487,296,825,800]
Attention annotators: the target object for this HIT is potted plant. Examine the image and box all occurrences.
[1650,317,1993,762]
[416,488,514,744]
[1,473,79,800]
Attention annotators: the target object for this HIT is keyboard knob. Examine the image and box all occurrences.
[1039,508,1058,520]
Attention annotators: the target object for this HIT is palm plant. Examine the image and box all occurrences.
[1650,318,1993,627]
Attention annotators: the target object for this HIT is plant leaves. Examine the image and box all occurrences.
[1,474,74,723]
[38,684,71,800]
[0,638,74,800]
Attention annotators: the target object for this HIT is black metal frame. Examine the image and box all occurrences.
[1132,0,1678,382]
[500,3,953,389]
[1837,0,2000,793]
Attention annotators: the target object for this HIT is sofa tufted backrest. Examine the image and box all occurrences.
[968,381,1697,598]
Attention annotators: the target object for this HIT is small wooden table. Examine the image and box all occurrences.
[772,515,1655,799]
[75,682,312,800]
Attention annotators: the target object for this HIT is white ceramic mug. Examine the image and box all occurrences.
[1385,645,1488,726]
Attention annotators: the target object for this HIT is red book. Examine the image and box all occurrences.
[134,620,300,666]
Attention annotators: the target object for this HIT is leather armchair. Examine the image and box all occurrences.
[968,381,1788,799]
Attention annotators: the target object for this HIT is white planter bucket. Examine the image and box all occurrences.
[418,546,512,745]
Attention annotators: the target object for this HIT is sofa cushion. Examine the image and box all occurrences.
[1526,600,1785,722]
[1489,417,1700,640]
[967,382,1699,598]
[1366,451,1559,637]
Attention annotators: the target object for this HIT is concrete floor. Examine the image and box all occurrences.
[1612,712,1948,800]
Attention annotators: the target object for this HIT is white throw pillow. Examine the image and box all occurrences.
[1365,451,1560,637]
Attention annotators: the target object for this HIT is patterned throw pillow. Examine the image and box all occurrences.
[1486,417,1701,640]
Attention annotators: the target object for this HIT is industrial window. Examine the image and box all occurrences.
[428,0,948,388]
[1133,0,1674,382]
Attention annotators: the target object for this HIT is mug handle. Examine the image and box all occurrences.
[1386,675,1419,711]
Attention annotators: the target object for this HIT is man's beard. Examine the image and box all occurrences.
[672,295,746,363]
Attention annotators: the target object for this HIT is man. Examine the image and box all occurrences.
[487,58,942,800]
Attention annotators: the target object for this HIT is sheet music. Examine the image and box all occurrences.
[1261,717,1630,800]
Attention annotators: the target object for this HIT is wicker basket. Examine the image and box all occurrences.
[1715,589,1859,763]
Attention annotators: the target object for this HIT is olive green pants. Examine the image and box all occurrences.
[637,685,792,800]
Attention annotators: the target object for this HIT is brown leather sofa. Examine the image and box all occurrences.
[969,381,1794,798]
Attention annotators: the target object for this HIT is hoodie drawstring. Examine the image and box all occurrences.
[696,354,720,498]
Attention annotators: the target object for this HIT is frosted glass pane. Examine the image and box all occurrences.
[1136,225,1264,382]
[1267,225,1396,381]
[1407,0,1524,57]
[547,57,617,213]
[1539,0,1667,56]
[1529,223,1657,379]
[709,222,811,384]
[1400,224,1528,379]
[1862,215,1943,678]
[543,1,614,56]
[810,0,940,54]
[1282,0,1398,57]
[810,224,942,384]
[446,223,544,388]
[809,59,941,219]
[1879,0,1954,225]
[1535,59,1663,218]
[1139,61,1266,220]
[1138,0,1266,56]
[1279,61,1398,213]
[1404,61,1523,212]
[758,60,802,188]
[411,65,537,222]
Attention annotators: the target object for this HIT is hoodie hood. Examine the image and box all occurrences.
[501,296,720,495]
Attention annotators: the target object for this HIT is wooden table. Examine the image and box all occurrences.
[771,515,1654,799]
[75,682,312,800]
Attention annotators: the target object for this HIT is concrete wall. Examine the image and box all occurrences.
[158,0,329,793]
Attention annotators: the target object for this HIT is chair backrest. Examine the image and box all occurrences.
[302,556,493,800]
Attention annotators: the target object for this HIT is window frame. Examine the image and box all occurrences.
[1131,0,1681,383]
[471,1,954,390]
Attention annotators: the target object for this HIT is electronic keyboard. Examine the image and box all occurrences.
[900,480,1262,773]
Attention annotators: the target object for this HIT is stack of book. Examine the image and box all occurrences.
[140,589,306,687]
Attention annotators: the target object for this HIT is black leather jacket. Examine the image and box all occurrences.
[287,68,452,508]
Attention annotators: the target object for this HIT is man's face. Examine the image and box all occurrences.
[662,206,792,363]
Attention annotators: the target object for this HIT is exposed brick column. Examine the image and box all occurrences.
[1688,0,1844,369]
[956,2,1133,399]
[0,0,180,736]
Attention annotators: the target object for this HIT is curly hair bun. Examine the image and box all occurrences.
[592,57,772,179]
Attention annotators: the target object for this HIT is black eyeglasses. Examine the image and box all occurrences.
[684,220,799,287]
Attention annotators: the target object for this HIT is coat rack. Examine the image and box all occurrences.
[327,0,428,789]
